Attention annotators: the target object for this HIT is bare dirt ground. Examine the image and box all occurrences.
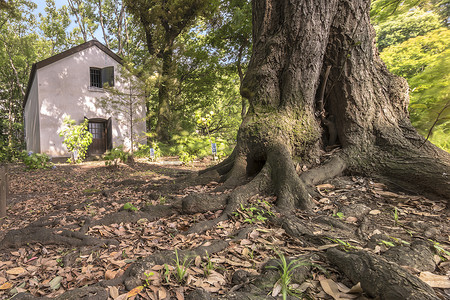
[0,159,449,299]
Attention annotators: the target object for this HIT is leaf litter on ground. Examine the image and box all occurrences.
[0,160,449,299]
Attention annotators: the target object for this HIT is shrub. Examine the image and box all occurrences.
[168,132,233,163]
[104,146,131,167]
[59,116,93,163]
[21,151,54,170]
[134,142,161,161]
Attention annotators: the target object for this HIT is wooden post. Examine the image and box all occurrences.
[0,164,7,218]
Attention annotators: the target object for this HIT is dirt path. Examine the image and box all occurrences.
[0,159,449,299]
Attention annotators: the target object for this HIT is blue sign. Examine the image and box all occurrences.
[150,148,155,157]
[211,143,217,155]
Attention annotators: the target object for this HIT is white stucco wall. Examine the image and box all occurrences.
[24,75,40,153]
[33,45,146,157]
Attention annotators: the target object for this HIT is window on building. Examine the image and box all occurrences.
[90,66,114,88]
[88,122,104,139]
[90,68,102,88]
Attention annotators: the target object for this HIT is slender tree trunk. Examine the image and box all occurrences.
[129,82,134,153]
[97,0,110,49]
[155,48,173,142]
[117,5,125,55]
[68,0,88,42]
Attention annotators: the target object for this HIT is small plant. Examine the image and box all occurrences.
[333,212,345,220]
[393,207,400,226]
[21,151,54,169]
[429,239,450,261]
[163,264,171,283]
[379,240,396,247]
[203,251,215,277]
[266,251,307,300]
[56,258,64,267]
[158,195,166,205]
[179,151,197,165]
[327,237,357,251]
[122,202,138,211]
[59,116,93,163]
[104,146,131,167]
[232,201,275,224]
[173,248,191,284]
[143,271,155,287]
[247,247,255,260]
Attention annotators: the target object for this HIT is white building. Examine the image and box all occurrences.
[23,40,146,157]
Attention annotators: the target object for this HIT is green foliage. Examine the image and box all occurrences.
[378,236,410,248]
[326,238,357,252]
[374,9,441,51]
[380,28,450,151]
[59,116,93,163]
[134,142,161,161]
[0,0,42,163]
[142,271,155,288]
[104,146,131,167]
[333,212,345,220]
[429,239,450,260]
[39,0,72,54]
[393,207,400,225]
[370,0,447,25]
[266,251,307,300]
[21,151,54,170]
[202,251,215,277]
[169,132,233,162]
[122,202,138,211]
[232,200,275,224]
[172,248,191,284]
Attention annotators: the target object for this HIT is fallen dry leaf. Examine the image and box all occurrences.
[348,282,363,293]
[419,272,450,288]
[346,217,358,223]
[109,286,119,299]
[158,286,168,299]
[271,280,282,297]
[6,267,26,275]
[105,270,117,280]
[369,209,381,215]
[0,282,13,290]
[319,276,341,300]
[126,285,143,298]
[317,184,335,190]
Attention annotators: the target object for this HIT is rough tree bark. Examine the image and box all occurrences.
[186,0,449,219]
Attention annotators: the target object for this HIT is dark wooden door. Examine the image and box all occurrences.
[88,121,106,155]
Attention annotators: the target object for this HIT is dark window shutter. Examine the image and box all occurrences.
[102,66,114,87]
[106,118,112,150]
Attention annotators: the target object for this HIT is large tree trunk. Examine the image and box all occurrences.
[323,0,449,198]
[188,0,449,218]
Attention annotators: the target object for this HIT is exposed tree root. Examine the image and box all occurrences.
[299,155,347,186]
[0,205,176,249]
[0,226,118,249]
[326,248,440,300]
[184,164,271,234]
[11,229,250,300]
[12,286,108,300]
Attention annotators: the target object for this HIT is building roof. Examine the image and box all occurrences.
[23,39,123,108]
